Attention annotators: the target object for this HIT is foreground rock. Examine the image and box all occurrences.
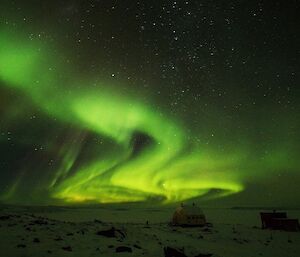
[115,246,132,253]
[96,226,126,239]
[62,246,72,252]
[164,246,187,257]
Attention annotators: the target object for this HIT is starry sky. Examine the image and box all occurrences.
[0,0,299,206]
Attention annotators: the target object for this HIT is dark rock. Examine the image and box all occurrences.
[108,245,114,248]
[94,219,103,224]
[115,246,132,253]
[66,233,74,236]
[33,237,40,243]
[32,219,48,225]
[0,215,10,221]
[133,244,142,249]
[47,250,52,254]
[96,227,125,239]
[62,246,72,252]
[164,247,187,257]
[17,244,26,248]
[97,228,115,238]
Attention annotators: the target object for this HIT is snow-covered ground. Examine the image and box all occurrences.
[0,205,299,257]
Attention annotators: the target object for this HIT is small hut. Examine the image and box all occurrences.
[260,211,300,232]
[172,203,206,227]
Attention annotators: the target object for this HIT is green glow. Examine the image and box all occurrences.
[0,29,246,204]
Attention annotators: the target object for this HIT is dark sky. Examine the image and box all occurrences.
[0,0,299,207]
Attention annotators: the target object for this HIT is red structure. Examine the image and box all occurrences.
[260,211,300,232]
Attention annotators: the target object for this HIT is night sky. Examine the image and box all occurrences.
[0,0,299,206]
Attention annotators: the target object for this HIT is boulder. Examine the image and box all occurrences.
[62,246,72,252]
[116,246,132,253]
[164,246,187,257]
[96,227,125,239]
[33,237,40,243]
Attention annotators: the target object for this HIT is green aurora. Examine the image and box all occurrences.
[0,29,246,204]
[0,7,299,207]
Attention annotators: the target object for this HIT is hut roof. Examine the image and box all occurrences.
[175,205,204,216]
